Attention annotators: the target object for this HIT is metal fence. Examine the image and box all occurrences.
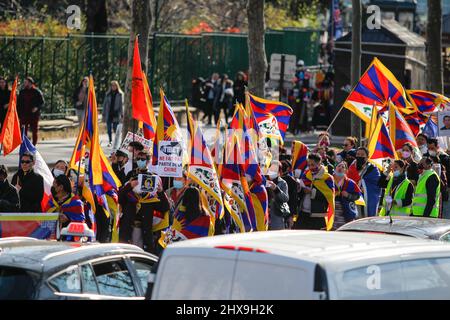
[0,29,320,118]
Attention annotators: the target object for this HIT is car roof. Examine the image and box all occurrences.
[337,216,450,239]
[0,239,152,274]
[166,230,450,269]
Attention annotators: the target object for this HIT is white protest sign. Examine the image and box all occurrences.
[137,174,159,196]
[157,141,183,177]
[120,131,153,154]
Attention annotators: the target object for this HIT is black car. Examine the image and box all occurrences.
[0,238,158,300]
[337,216,450,241]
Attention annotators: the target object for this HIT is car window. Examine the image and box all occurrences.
[129,258,155,295]
[0,267,38,300]
[80,264,98,294]
[48,266,81,294]
[92,259,136,297]
[401,258,450,299]
[439,232,450,242]
[335,262,404,299]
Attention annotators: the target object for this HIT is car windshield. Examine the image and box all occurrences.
[0,267,39,300]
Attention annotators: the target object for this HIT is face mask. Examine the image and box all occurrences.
[334,171,345,178]
[393,170,402,178]
[268,172,278,180]
[429,150,437,157]
[402,151,411,159]
[137,160,147,169]
[173,180,184,189]
[294,169,302,178]
[311,167,320,175]
[356,157,366,169]
[53,168,65,178]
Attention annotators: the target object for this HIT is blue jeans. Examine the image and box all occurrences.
[107,121,119,143]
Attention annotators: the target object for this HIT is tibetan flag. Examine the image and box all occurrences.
[403,111,426,137]
[153,89,184,165]
[344,57,413,124]
[69,76,121,206]
[422,116,438,138]
[304,169,335,231]
[221,136,257,232]
[388,101,418,151]
[291,140,308,172]
[158,204,214,248]
[0,212,59,239]
[141,72,157,141]
[0,76,21,156]
[45,194,85,222]
[365,103,380,139]
[187,115,224,221]
[19,130,54,212]
[368,114,397,161]
[407,90,450,113]
[248,93,293,142]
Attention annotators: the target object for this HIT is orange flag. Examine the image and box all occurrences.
[0,76,22,156]
[131,36,153,124]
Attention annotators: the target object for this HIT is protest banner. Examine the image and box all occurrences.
[157,141,183,177]
[119,131,153,154]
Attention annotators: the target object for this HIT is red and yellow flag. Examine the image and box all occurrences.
[0,76,22,156]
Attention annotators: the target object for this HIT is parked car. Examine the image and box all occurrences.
[151,230,450,300]
[337,216,450,241]
[0,238,158,300]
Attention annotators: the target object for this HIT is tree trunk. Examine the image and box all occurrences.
[351,0,362,140]
[122,0,152,140]
[85,0,108,34]
[247,0,267,97]
[426,0,443,94]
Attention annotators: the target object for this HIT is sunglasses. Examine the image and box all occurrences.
[21,160,32,164]
[136,158,147,161]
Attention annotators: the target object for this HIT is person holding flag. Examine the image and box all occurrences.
[332,161,362,229]
[297,153,335,230]
[379,160,414,217]
[45,174,85,228]
[159,186,214,248]
[347,147,382,218]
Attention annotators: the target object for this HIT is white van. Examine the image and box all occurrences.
[151,230,450,300]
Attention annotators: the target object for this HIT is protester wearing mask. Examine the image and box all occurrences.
[296,153,335,230]
[412,157,440,218]
[266,161,290,230]
[111,150,129,185]
[0,165,20,212]
[416,133,428,156]
[333,161,361,229]
[11,152,44,212]
[337,136,357,165]
[119,151,170,253]
[51,160,68,178]
[124,141,145,176]
[166,171,190,226]
[400,143,420,185]
[45,174,85,229]
[379,160,414,217]
[347,147,381,217]
[425,138,450,204]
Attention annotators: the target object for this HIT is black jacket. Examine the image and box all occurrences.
[112,163,128,185]
[11,169,44,212]
[17,87,44,120]
[282,174,299,216]
[0,180,20,212]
